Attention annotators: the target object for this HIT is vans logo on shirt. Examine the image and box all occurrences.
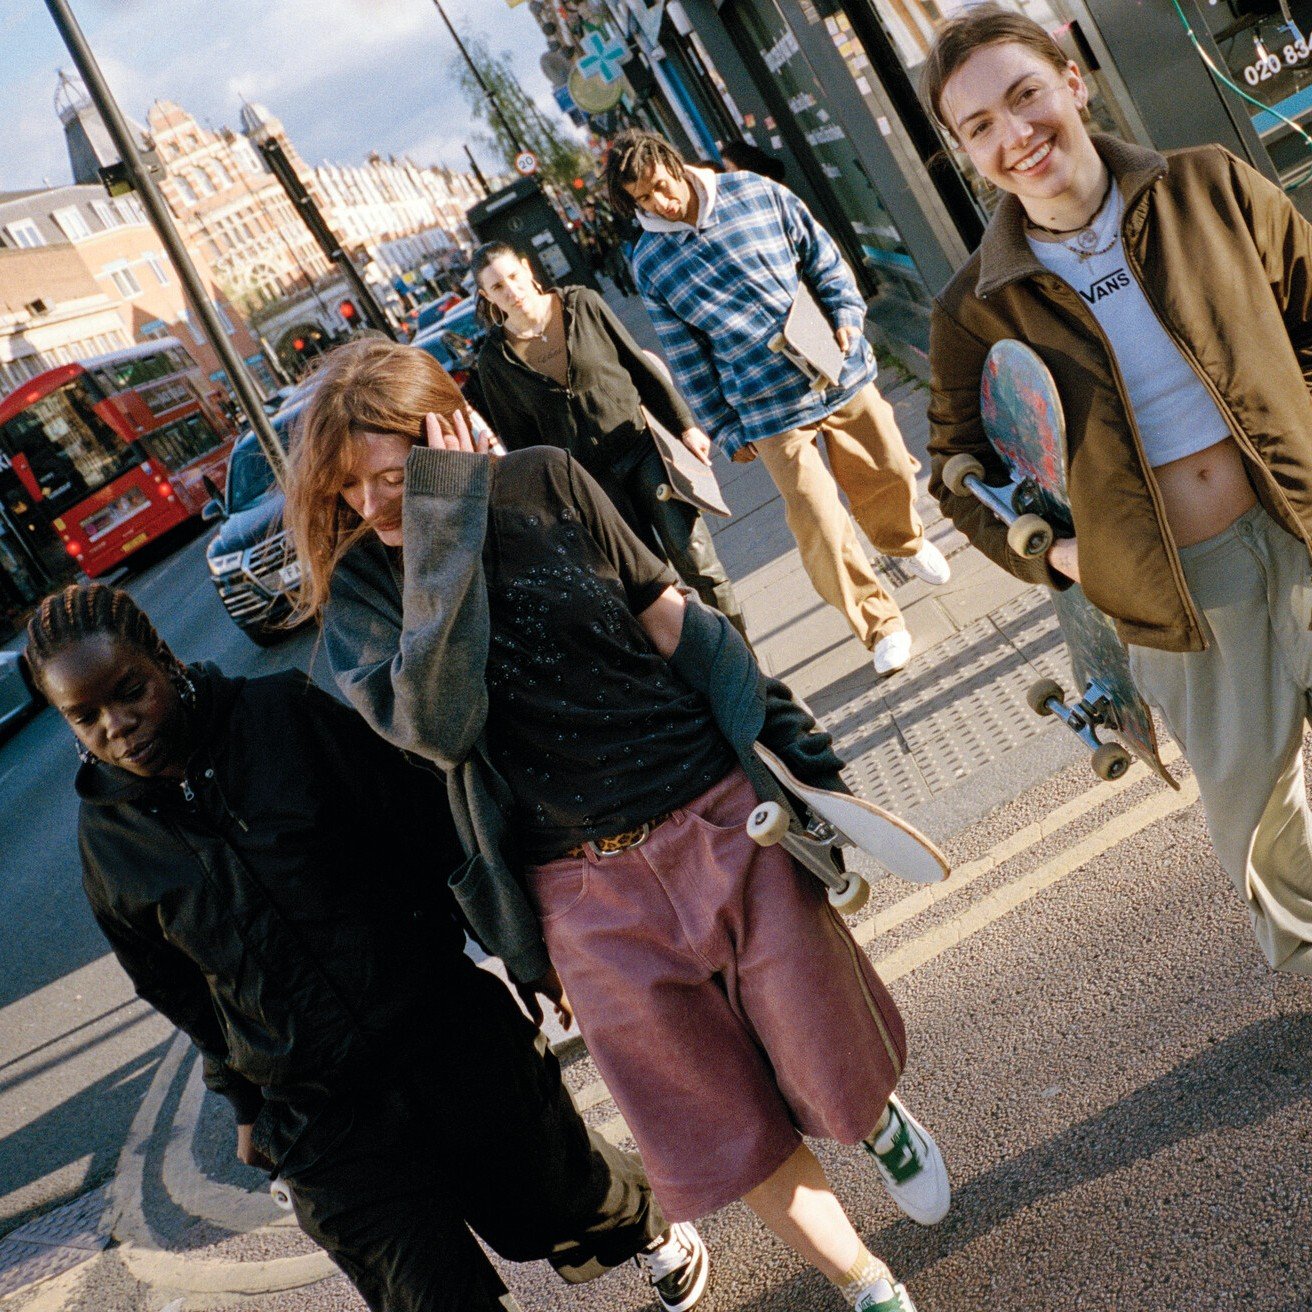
[1080,268,1131,305]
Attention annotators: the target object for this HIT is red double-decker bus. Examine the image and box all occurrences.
[0,339,237,578]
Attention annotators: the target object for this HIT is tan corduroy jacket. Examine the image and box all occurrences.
[928,135,1312,652]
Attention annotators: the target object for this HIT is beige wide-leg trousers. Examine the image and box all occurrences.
[1128,504,1312,975]
[755,383,922,649]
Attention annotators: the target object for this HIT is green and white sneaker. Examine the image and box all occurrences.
[862,1093,950,1225]
[854,1278,918,1312]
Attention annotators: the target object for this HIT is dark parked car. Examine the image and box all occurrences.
[204,403,304,646]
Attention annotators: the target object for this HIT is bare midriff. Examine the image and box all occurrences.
[1153,437,1257,548]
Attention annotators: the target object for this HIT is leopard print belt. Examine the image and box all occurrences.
[562,812,673,859]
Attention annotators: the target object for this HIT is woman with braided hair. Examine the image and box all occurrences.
[27,583,675,1312]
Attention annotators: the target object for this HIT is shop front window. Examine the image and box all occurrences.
[729,0,931,314]
[1194,0,1312,189]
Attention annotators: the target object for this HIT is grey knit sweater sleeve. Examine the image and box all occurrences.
[323,446,492,767]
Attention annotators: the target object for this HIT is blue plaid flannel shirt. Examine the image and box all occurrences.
[630,170,877,457]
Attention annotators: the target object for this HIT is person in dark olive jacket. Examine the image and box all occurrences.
[25,583,683,1312]
[472,241,748,640]
[923,3,1312,975]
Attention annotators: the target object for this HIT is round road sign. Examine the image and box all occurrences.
[514,151,539,176]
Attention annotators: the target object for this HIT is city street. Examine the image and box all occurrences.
[0,358,1308,1311]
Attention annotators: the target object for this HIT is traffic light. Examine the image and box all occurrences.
[293,337,306,353]
[572,177,585,190]
[339,300,360,327]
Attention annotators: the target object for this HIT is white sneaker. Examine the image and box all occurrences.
[861,1093,951,1225]
[872,629,912,675]
[902,538,951,586]
[854,1279,918,1312]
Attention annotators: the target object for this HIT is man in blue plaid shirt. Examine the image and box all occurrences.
[605,131,949,675]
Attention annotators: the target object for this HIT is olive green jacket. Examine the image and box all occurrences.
[928,135,1312,652]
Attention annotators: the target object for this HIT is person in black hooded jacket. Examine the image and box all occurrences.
[25,582,682,1312]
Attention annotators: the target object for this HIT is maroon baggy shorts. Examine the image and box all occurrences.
[526,767,907,1220]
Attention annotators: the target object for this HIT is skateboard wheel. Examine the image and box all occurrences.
[270,1178,294,1212]
[655,482,673,501]
[1092,741,1133,782]
[746,801,789,846]
[1026,677,1065,717]
[828,875,869,915]
[942,452,985,497]
[768,333,786,352]
[1007,513,1054,559]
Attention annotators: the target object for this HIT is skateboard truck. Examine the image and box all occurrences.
[746,800,871,914]
[1026,676,1134,781]
[943,453,1054,560]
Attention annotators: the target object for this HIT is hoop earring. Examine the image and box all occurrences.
[74,736,96,766]
[480,295,507,328]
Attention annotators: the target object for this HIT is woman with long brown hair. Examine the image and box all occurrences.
[285,335,950,1312]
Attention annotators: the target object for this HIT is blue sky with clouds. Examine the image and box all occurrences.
[1,0,567,191]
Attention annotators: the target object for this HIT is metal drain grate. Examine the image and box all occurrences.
[0,1186,111,1298]
[818,589,1073,813]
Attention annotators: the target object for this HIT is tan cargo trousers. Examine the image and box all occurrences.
[1128,505,1312,975]
[755,383,923,648]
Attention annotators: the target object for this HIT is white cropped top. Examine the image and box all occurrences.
[1026,185,1230,468]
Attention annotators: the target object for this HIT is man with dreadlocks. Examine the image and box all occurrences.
[604,129,949,676]
[27,583,676,1312]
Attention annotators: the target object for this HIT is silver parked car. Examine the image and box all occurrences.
[0,649,40,736]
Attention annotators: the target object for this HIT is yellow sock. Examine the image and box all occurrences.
[836,1246,894,1306]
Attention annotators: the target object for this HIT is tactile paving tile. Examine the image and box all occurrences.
[815,589,1073,813]
[0,1186,111,1298]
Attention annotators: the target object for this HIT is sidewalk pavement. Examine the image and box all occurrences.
[0,289,1088,1310]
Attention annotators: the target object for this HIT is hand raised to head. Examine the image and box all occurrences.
[423,409,494,454]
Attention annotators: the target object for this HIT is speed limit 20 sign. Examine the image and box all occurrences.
[514,151,539,176]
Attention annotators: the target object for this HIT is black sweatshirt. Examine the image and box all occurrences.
[77,666,465,1130]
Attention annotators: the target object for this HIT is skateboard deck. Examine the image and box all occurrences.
[768,283,847,393]
[747,742,950,914]
[643,405,732,517]
[972,339,1177,788]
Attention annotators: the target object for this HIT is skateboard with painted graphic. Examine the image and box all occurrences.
[767,283,847,393]
[942,339,1178,789]
[746,741,950,915]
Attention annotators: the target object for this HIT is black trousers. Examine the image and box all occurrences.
[613,446,750,644]
[274,962,664,1312]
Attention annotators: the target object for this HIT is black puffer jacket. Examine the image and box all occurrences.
[77,665,465,1134]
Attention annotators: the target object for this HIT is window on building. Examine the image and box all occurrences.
[107,264,143,297]
[179,310,204,345]
[5,219,44,248]
[138,320,168,342]
[212,300,235,334]
[91,200,121,230]
[212,163,232,189]
[52,206,93,241]
[145,252,170,285]
[118,196,146,224]
[193,171,215,198]
[174,175,198,205]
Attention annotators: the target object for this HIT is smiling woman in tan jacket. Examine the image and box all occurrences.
[924,3,1312,975]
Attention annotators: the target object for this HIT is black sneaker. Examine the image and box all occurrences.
[635,1221,709,1312]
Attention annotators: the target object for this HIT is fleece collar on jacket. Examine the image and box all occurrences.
[975,135,1168,300]
[635,165,718,234]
